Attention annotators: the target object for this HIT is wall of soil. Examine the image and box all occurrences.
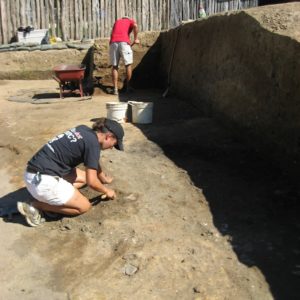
[155,3,300,176]
[0,32,160,82]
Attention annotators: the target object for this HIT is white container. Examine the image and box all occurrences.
[18,29,48,44]
[106,102,128,123]
[129,101,153,124]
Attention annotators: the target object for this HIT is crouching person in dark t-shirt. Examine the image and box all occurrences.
[17,118,124,227]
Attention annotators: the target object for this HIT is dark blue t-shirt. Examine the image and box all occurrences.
[28,125,100,176]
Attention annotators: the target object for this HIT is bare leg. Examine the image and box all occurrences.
[125,64,132,86]
[112,66,119,90]
[32,189,91,216]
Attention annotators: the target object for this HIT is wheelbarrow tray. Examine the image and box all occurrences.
[53,64,85,82]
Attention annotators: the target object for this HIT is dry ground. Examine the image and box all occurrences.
[0,80,299,300]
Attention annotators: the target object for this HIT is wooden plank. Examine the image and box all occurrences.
[6,0,12,42]
[95,0,100,38]
[45,0,49,30]
[66,0,71,39]
[35,0,40,28]
[61,0,67,40]
[74,0,79,39]
[40,0,45,29]
[78,0,83,40]
[110,0,114,37]
[25,0,32,26]
[141,0,149,31]
[31,0,37,29]
[69,0,74,40]
[182,0,189,21]
[56,0,60,38]
[20,0,26,27]
[0,0,8,43]
[99,0,104,37]
[49,0,56,37]
[87,0,91,39]
[82,0,87,39]
[91,0,96,39]
[10,0,17,39]
[136,0,141,30]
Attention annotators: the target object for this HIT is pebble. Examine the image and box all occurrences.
[122,253,137,261]
[125,193,138,201]
[123,263,138,276]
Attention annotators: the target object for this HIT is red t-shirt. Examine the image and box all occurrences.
[110,18,135,44]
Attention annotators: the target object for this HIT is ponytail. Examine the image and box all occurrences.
[92,118,108,133]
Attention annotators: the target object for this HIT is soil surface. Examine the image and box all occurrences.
[0,4,300,299]
[0,80,299,300]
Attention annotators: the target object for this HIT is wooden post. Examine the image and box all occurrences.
[0,0,7,44]
[61,0,67,40]
[87,0,91,39]
[78,0,83,40]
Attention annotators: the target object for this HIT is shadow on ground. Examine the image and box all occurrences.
[118,89,300,300]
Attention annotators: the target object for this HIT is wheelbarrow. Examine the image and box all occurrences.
[53,64,86,98]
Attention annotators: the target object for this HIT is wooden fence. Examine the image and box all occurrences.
[0,0,258,44]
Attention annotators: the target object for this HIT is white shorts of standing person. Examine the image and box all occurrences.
[109,42,133,66]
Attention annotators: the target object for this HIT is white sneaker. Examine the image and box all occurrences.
[113,88,119,95]
[17,201,44,227]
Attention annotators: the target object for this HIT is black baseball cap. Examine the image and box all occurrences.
[104,118,124,151]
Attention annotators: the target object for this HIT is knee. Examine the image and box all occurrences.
[77,201,91,214]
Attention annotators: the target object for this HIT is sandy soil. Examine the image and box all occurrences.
[0,80,298,300]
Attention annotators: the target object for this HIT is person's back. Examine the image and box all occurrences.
[110,17,135,44]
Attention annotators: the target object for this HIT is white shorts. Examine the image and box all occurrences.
[24,171,75,206]
[109,42,133,66]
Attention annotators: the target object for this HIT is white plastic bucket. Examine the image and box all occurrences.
[129,101,154,124]
[106,102,128,123]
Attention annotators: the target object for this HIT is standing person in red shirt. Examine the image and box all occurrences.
[109,16,140,95]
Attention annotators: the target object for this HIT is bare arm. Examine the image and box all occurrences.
[97,163,113,184]
[131,23,140,46]
[86,168,116,199]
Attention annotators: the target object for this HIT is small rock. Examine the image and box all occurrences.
[122,253,137,261]
[123,263,138,276]
[193,286,201,293]
[125,193,138,201]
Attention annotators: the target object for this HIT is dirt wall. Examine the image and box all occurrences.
[0,32,160,81]
[157,3,300,175]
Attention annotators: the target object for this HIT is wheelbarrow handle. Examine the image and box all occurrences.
[52,75,61,84]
